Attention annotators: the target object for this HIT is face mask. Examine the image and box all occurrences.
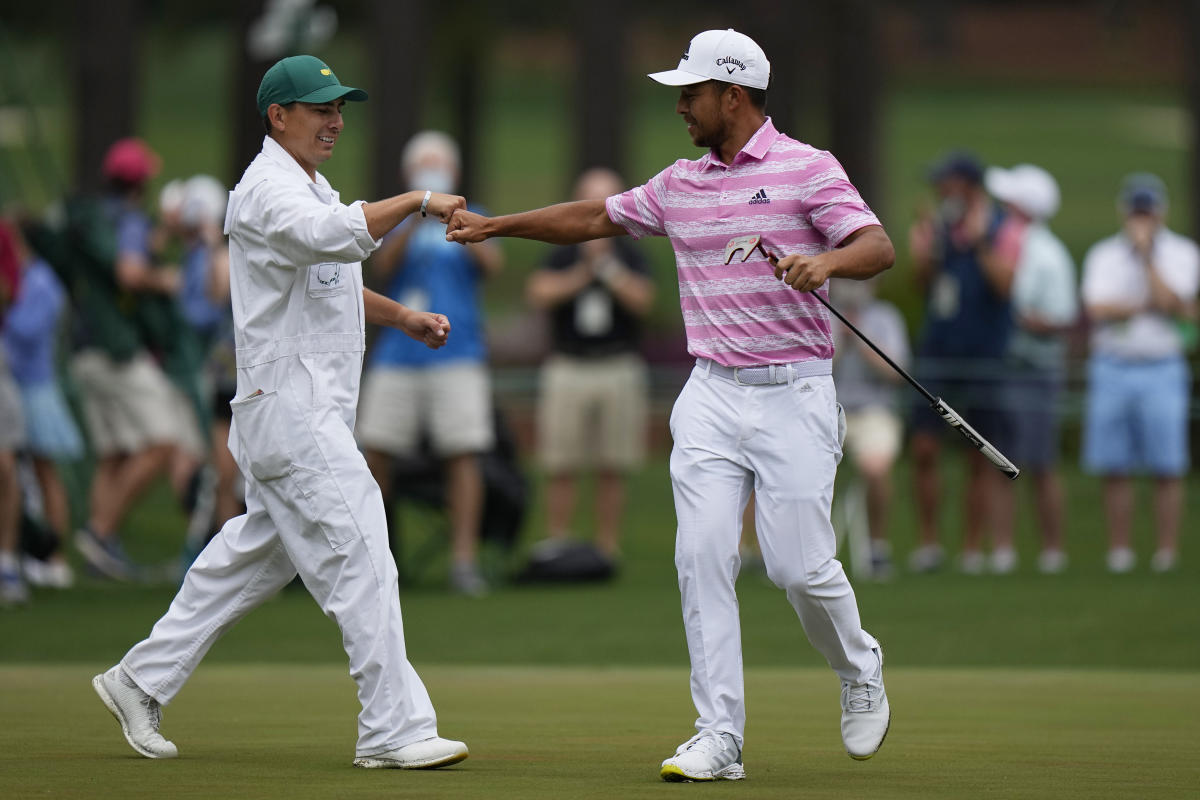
[939,196,967,225]
[410,168,455,195]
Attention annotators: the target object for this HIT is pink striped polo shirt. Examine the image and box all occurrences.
[606,117,880,367]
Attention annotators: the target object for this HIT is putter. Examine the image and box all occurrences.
[723,235,1020,480]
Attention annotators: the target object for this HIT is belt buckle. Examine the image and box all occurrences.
[732,366,746,386]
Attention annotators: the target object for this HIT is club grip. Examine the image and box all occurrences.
[931,398,1020,480]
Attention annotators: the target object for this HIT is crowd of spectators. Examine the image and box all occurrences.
[0,138,1194,607]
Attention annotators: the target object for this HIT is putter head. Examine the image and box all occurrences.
[724,235,765,265]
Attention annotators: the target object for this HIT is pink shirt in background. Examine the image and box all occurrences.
[606,117,880,367]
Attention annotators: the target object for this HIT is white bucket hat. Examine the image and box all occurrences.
[984,164,1061,221]
[648,29,770,90]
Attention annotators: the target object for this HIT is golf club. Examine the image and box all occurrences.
[723,234,1020,480]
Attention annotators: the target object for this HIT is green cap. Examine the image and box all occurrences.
[256,55,368,117]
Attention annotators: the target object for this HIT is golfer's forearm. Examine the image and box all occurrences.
[829,226,896,280]
[485,200,624,245]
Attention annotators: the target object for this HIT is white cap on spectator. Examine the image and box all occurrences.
[648,29,770,91]
[159,179,186,218]
[181,174,228,229]
[985,164,1060,221]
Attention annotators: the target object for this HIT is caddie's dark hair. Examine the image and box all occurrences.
[712,79,768,111]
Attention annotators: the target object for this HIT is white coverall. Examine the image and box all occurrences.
[120,136,439,758]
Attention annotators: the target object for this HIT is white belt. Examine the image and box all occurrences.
[697,357,832,386]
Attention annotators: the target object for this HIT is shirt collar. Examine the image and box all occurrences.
[260,135,332,190]
[700,116,780,171]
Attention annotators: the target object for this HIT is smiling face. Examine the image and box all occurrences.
[676,81,731,151]
[268,99,345,178]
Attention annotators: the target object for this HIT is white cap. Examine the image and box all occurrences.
[158,179,186,217]
[181,174,228,229]
[648,29,770,91]
[985,164,1060,221]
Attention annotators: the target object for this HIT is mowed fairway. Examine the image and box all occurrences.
[2,664,1196,800]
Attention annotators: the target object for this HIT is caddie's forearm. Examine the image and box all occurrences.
[362,287,406,328]
[829,226,895,280]
[485,199,624,245]
[362,192,424,241]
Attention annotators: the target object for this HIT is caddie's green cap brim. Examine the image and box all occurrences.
[295,84,368,106]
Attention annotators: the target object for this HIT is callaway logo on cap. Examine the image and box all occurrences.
[648,29,770,90]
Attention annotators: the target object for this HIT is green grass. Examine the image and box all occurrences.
[2,665,1197,800]
[3,455,1198,670]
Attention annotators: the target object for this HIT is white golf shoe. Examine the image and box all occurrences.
[841,644,890,760]
[353,737,469,769]
[92,666,178,759]
[660,730,745,782]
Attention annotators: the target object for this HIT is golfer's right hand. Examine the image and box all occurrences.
[445,209,492,244]
[424,193,467,223]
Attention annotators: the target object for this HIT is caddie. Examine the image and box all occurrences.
[448,28,894,782]
[92,54,471,771]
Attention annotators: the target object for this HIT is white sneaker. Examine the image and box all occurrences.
[1037,549,1068,575]
[907,544,945,573]
[660,730,745,782]
[449,562,488,597]
[1107,547,1136,574]
[988,548,1018,575]
[959,550,985,575]
[92,666,178,758]
[353,737,469,769]
[841,644,890,760]
[0,556,30,607]
[1150,549,1177,573]
[23,557,76,589]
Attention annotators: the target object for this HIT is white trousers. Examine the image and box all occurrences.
[669,364,878,745]
[122,377,438,758]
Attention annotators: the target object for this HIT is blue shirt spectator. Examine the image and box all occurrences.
[3,258,66,385]
[369,211,488,368]
[179,242,225,338]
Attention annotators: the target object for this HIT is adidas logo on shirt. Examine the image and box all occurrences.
[748,189,771,205]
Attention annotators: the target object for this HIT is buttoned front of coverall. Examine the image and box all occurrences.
[120,136,439,758]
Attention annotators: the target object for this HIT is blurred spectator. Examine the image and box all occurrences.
[907,151,1016,574]
[525,167,654,566]
[0,222,29,605]
[830,278,909,580]
[985,164,1078,574]
[172,175,242,564]
[24,138,187,580]
[1081,174,1198,574]
[2,222,83,589]
[357,131,503,596]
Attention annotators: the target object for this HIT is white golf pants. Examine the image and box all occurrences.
[121,383,438,758]
[669,362,879,745]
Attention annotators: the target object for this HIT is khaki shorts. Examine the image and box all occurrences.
[357,363,494,457]
[538,353,648,472]
[843,406,903,466]
[72,350,184,456]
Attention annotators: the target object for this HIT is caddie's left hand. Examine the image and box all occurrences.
[771,253,833,293]
[401,310,452,349]
[423,193,468,223]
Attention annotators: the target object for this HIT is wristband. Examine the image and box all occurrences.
[420,190,432,218]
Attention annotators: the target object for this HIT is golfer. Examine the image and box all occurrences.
[448,29,894,781]
[93,55,470,770]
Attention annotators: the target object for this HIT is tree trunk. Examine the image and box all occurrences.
[231,0,273,185]
[828,0,884,216]
[574,0,627,179]
[368,0,428,200]
[73,0,141,192]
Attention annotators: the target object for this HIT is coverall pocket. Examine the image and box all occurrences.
[292,467,357,549]
[230,390,294,481]
[307,262,347,297]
